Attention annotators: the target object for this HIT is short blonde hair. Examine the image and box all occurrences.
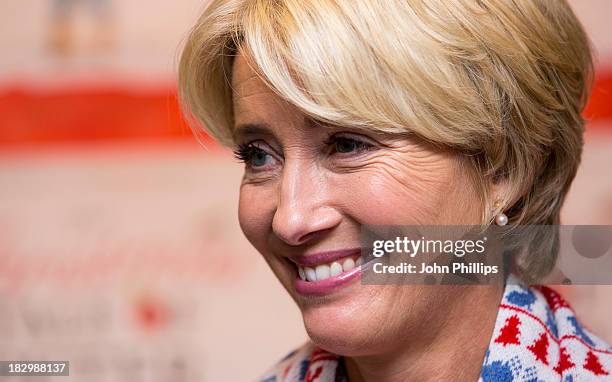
[179,0,593,280]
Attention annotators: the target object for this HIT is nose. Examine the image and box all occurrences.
[272,161,342,246]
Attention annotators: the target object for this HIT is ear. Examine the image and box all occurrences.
[490,177,510,213]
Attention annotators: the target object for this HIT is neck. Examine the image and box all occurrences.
[345,285,504,382]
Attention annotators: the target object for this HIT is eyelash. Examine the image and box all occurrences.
[324,134,375,155]
[233,134,375,167]
[233,142,275,171]
[233,143,259,163]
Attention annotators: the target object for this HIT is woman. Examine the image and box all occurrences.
[179,1,611,380]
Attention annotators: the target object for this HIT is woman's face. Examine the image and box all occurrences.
[232,52,487,355]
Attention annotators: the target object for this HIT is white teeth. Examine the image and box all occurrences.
[297,257,360,282]
[305,267,317,282]
[315,264,331,281]
[330,262,343,277]
[342,258,355,272]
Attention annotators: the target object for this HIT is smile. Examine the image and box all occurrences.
[297,256,362,282]
[289,248,364,296]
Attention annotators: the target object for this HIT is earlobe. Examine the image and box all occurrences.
[490,178,510,225]
[494,204,509,226]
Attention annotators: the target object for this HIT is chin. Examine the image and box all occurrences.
[296,285,393,357]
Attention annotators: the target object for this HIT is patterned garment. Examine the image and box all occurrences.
[259,275,612,381]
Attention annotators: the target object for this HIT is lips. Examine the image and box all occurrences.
[289,248,364,296]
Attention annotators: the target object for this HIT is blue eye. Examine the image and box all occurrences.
[250,148,270,167]
[233,143,274,169]
[335,137,359,153]
[328,135,374,155]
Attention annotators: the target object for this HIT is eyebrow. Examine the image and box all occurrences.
[232,122,273,141]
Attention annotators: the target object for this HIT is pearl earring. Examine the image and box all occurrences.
[495,212,508,226]
[493,200,508,226]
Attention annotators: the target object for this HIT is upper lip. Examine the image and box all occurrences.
[288,248,362,267]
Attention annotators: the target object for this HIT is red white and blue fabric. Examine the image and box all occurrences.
[259,275,612,381]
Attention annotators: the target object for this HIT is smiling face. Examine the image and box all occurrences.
[232,51,492,356]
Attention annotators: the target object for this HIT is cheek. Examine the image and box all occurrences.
[237,184,275,250]
[335,158,456,225]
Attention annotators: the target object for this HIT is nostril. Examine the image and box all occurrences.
[272,203,342,246]
[296,227,337,245]
[297,231,317,244]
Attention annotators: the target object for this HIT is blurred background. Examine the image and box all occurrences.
[0,0,610,381]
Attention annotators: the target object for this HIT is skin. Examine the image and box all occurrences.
[232,50,504,382]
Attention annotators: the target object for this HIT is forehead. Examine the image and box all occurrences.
[231,52,265,97]
[231,51,308,135]
[231,52,287,112]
